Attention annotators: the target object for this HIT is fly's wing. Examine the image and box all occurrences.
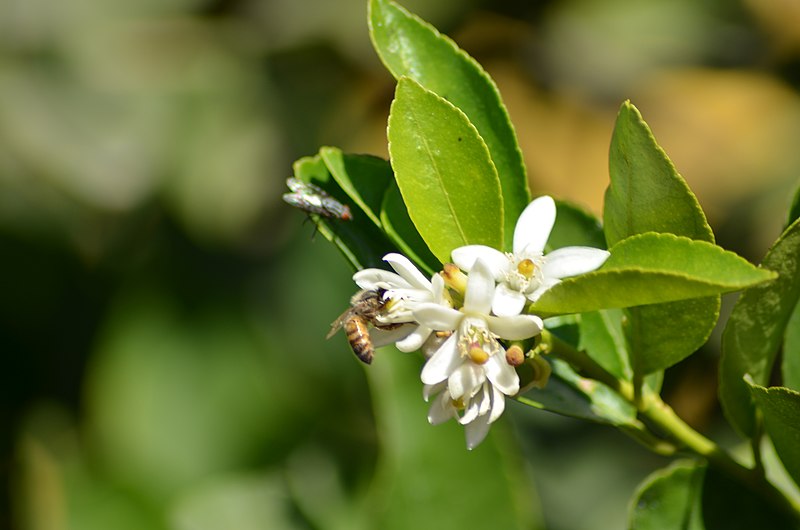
[283,192,328,217]
[285,177,306,193]
[286,177,328,197]
[326,308,351,339]
[321,197,352,220]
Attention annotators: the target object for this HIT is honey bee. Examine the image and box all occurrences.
[327,289,399,364]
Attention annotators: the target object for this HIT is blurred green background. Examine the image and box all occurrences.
[3,0,800,528]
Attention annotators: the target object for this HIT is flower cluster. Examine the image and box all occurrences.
[342,196,609,449]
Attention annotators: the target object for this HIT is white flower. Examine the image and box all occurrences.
[452,195,610,317]
[424,380,506,450]
[413,258,543,449]
[353,253,449,352]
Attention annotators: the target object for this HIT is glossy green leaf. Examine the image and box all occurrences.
[519,359,639,428]
[720,218,800,438]
[531,233,775,316]
[604,102,714,246]
[748,381,800,489]
[380,181,440,276]
[369,0,528,250]
[629,461,704,530]
[365,351,543,529]
[387,77,503,263]
[783,302,800,391]
[579,309,631,380]
[628,297,721,375]
[292,155,396,271]
[548,200,607,252]
[319,147,393,228]
[604,101,718,375]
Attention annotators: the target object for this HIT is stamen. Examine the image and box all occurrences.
[505,345,525,366]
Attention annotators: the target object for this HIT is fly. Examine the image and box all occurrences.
[283,177,353,221]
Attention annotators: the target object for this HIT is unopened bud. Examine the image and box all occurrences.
[441,263,468,295]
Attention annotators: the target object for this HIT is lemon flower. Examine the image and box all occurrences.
[413,258,543,448]
[452,195,610,317]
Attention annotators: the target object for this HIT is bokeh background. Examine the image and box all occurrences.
[3,0,800,528]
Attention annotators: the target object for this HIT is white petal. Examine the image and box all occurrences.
[542,246,610,279]
[431,273,446,304]
[486,314,543,340]
[527,278,561,302]
[423,381,447,402]
[353,269,407,291]
[459,395,481,425]
[464,413,492,450]
[420,334,461,385]
[384,253,432,291]
[371,325,414,348]
[492,284,527,317]
[488,385,506,423]
[476,385,491,416]
[395,325,432,352]
[484,354,520,395]
[448,363,484,400]
[428,393,457,425]
[413,303,463,330]
[514,195,556,255]
[451,245,508,278]
[463,258,495,314]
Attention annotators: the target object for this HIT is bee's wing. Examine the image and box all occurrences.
[326,308,351,339]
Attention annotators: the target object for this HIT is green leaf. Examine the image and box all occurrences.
[369,0,528,250]
[783,302,800,391]
[292,155,396,270]
[519,359,639,428]
[548,200,607,251]
[365,351,543,529]
[579,309,631,380]
[319,147,393,228]
[720,218,800,438]
[604,101,714,246]
[629,461,705,530]
[380,181,440,276]
[387,77,503,263]
[604,101,718,375]
[747,381,800,490]
[531,233,775,316]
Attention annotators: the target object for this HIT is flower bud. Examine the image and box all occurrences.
[441,263,468,295]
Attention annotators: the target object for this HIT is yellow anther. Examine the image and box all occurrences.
[505,345,525,367]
